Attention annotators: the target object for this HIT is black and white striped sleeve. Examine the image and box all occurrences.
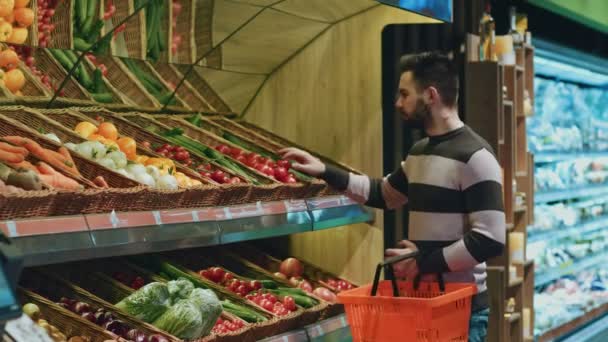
[416,149,505,273]
[320,163,408,210]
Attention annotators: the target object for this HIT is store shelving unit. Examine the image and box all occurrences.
[527,40,608,341]
[465,34,536,342]
[0,196,372,267]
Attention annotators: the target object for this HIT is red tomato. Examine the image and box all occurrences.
[236,155,247,164]
[174,151,189,161]
[216,144,231,154]
[198,270,211,280]
[211,267,225,282]
[230,147,243,157]
[250,280,262,290]
[285,175,298,184]
[223,272,233,283]
[263,167,275,178]
[211,170,225,183]
[277,159,291,169]
[283,296,296,311]
[274,167,288,181]
[262,300,274,311]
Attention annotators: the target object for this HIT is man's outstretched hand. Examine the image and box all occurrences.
[279,147,326,177]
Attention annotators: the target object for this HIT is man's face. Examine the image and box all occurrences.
[395,71,430,126]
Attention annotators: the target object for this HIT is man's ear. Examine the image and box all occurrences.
[424,86,439,104]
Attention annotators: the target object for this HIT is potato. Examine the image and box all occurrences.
[6,170,43,190]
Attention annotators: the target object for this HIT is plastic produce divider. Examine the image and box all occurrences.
[46,0,153,107]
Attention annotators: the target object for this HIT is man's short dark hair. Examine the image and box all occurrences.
[400,52,459,107]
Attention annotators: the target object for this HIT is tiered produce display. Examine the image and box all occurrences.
[0,2,365,342]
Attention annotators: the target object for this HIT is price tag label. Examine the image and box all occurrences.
[5,314,54,342]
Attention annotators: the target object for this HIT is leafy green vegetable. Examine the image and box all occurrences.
[167,278,194,303]
[152,288,221,339]
[114,282,170,323]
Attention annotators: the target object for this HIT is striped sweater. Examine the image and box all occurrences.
[322,125,505,311]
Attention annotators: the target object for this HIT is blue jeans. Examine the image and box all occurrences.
[469,308,490,342]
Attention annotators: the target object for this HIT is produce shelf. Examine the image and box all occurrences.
[559,310,608,342]
[537,302,608,342]
[0,196,373,267]
[260,314,350,342]
[528,216,608,243]
[535,151,608,163]
[535,251,608,287]
[534,184,608,203]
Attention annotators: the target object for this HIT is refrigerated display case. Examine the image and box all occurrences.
[528,38,608,341]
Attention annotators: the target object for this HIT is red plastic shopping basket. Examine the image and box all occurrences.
[338,252,477,342]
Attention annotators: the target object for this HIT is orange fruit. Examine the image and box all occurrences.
[117,137,137,159]
[14,0,28,8]
[14,89,21,96]
[0,21,12,41]
[0,49,19,69]
[4,68,24,92]
[14,7,32,27]
[74,121,98,139]
[97,122,118,141]
[0,0,14,18]
[4,12,13,23]
[88,134,108,144]
[6,26,25,44]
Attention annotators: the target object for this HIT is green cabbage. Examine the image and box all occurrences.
[152,288,221,339]
[167,277,194,303]
[115,282,170,323]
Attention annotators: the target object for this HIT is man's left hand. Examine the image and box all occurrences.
[385,240,419,280]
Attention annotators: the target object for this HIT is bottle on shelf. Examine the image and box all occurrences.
[478,2,497,62]
[509,6,523,48]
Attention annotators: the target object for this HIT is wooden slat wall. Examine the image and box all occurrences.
[243,6,437,284]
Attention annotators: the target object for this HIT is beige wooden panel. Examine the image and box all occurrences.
[213,0,262,44]
[195,66,266,113]
[221,10,329,73]
[229,0,281,6]
[244,6,436,284]
[273,0,377,23]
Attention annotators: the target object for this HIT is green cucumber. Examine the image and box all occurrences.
[91,92,113,103]
[74,37,92,51]
[92,68,103,93]
[259,280,278,289]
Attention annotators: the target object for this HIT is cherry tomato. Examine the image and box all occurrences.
[283,296,296,311]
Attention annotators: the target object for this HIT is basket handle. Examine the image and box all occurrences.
[371,251,446,296]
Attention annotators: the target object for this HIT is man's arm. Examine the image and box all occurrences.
[279,147,408,209]
[322,163,408,209]
[415,148,506,274]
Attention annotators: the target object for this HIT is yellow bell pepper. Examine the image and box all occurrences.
[145,158,175,175]
[134,155,150,165]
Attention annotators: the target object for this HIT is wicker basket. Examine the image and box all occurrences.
[152,62,214,111]
[175,248,329,325]
[23,0,38,47]
[105,0,147,59]
[37,108,228,210]
[171,0,196,64]
[47,0,73,49]
[1,106,142,189]
[94,55,161,111]
[17,288,123,342]
[175,64,231,112]
[149,116,276,184]
[193,0,220,67]
[15,64,53,106]
[80,56,134,109]
[158,116,329,200]
[228,243,349,318]
[118,58,189,112]
[0,189,58,220]
[33,48,93,103]
[69,107,227,185]
[20,269,180,341]
[0,114,97,188]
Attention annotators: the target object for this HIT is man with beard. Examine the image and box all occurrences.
[279,52,504,342]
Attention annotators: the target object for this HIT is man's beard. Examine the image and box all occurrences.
[404,98,430,129]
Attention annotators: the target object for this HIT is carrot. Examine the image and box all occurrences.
[3,137,82,176]
[39,173,81,190]
[0,149,24,164]
[93,176,109,188]
[58,146,81,176]
[0,142,28,156]
[8,161,38,172]
[37,162,57,175]
[1,136,29,147]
